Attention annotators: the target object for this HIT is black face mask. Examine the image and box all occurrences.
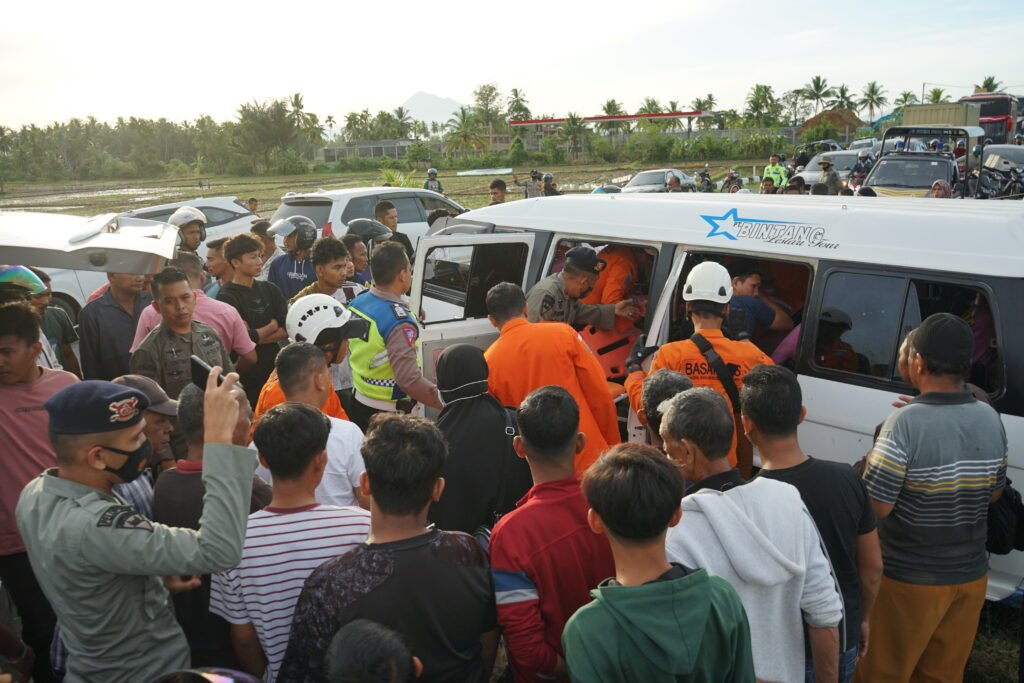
[99,441,152,483]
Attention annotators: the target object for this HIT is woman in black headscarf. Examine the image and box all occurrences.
[428,344,533,535]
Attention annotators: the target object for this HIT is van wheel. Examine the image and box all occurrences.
[52,294,80,325]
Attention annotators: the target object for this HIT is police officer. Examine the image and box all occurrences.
[15,370,256,683]
[624,262,772,477]
[346,242,441,431]
[763,153,788,190]
[526,246,639,329]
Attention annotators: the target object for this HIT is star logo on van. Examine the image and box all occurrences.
[701,209,806,241]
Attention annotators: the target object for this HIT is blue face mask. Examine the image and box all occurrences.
[99,441,152,482]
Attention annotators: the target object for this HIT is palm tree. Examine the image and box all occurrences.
[975,76,1002,93]
[392,107,413,139]
[893,90,919,111]
[289,93,310,128]
[637,97,662,115]
[343,112,363,141]
[560,113,589,161]
[703,93,717,110]
[0,125,12,194]
[927,87,950,104]
[325,115,336,141]
[444,107,486,157]
[859,81,889,121]
[506,88,531,122]
[665,100,683,132]
[827,84,858,111]
[744,84,781,127]
[598,99,629,142]
[799,76,834,114]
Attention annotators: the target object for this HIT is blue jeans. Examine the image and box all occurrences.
[806,645,859,683]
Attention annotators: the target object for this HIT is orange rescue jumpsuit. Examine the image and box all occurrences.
[486,318,620,472]
[625,328,773,466]
[581,246,638,333]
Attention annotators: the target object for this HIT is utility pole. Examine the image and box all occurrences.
[921,82,926,104]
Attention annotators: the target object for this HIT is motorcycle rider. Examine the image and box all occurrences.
[542,172,561,196]
[892,139,906,155]
[697,164,714,192]
[1015,133,1024,146]
[850,151,873,179]
[423,168,444,194]
[762,153,788,190]
[794,148,811,169]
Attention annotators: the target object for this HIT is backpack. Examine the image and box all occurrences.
[987,478,1024,555]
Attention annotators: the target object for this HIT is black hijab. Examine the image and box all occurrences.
[429,344,532,534]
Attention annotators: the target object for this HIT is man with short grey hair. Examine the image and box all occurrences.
[661,387,842,683]
[636,369,692,447]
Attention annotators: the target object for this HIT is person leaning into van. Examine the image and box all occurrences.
[625,261,772,477]
[525,246,639,330]
[345,242,441,431]
[854,313,1007,683]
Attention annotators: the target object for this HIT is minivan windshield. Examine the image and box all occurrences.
[867,159,951,188]
[805,154,858,172]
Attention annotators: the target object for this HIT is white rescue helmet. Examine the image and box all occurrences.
[286,294,370,344]
[682,262,733,304]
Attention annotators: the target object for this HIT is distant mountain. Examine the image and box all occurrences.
[401,92,464,126]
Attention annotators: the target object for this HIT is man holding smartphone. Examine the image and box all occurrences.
[130,268,234,402]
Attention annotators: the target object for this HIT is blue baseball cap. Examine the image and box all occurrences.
[45,381,150,434]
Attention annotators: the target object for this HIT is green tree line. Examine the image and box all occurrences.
[0,75,1006,190]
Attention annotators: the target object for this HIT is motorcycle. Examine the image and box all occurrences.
[848,171,868,191]
[969,166,1024,199]
[697,164,714,193]
[721,169,743,193]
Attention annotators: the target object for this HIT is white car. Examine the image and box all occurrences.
[270,187,466,249]
[122,196,257,259]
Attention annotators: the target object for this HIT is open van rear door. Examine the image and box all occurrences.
[410,232,537,395]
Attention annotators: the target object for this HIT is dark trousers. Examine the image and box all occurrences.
[346,391,386,433]
[0,552,57,683]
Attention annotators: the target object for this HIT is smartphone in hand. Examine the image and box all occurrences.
[190,355,223,389]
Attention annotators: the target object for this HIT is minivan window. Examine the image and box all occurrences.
[272,200,332,230]
[198,206,240,226]
[341,196,375,224]
[813,272,904,377]
[421,242,529,324]
[419,195,462,215]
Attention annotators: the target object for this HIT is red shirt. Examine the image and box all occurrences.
[490,476,615,681]
[1,368,79,554]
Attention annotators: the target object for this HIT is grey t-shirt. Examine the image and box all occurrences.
[864,390,1007,585]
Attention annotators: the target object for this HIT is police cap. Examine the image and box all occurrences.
[565,247,607,276]
[45,381,150,434]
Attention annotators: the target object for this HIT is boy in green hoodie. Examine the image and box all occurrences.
[562,443,756,683]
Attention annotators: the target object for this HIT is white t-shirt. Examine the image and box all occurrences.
[209,504,370,682]
[255,417,365,506]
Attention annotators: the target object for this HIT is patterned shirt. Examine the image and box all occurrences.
[864,390,1007,585]
[209,504,370,682]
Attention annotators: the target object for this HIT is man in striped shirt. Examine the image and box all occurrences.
[209,403,370,682]
[856,314,1007,682]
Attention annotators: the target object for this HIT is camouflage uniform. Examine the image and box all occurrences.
[525,272,615,329]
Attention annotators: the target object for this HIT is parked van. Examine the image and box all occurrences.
[411,193,1024,603]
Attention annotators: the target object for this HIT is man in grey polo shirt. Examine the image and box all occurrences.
[856,313,1007,682]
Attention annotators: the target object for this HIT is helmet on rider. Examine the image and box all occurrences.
[929,139,940,150]
[682,261,732,304]
[269,215,318,250]
[984,138,993,146]
[857,151,869,159]
[1015,133,1024,144]
[0,265,46,299]
[286,294,370,365]
[957,140,967,149]
[345,218,391,243]
[934,141,944,152]
[168,206,208,248]
[543,172,554,181]
[427,168,438,177]
[972,144,984,158]
[894,140,906,151]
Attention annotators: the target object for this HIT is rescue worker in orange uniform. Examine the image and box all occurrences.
[625,261,773,475]
[580,245,650,333]
[484,282,620,473]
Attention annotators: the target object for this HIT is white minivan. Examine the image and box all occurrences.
[410,193,1024,604]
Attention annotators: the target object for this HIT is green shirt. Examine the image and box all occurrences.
[15,443,256,683]
[41,306,78,365]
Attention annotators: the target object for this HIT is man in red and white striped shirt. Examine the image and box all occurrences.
[209,403,370,682]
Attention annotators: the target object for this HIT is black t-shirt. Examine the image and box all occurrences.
[759,457,877,650]
[686,468,746,496]
[388,230,416,260]
[279,529,497,683]
[216,281,287,406]
[151,466,272,667]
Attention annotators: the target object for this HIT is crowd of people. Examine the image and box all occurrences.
[0,180,1010,683]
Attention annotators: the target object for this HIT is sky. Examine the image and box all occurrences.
[3,0,1024,129]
